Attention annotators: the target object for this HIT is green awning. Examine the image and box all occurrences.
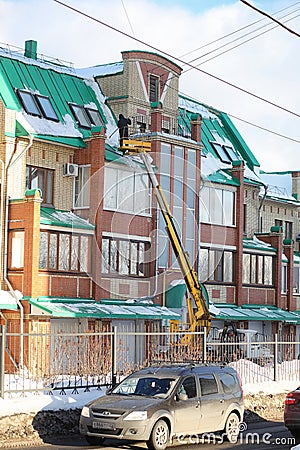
[207,170,240,187]
[29,297,181,320]
[165,282,187,309]
[40,207,95,232]
[210,303,300,324]
[243,237,276,252]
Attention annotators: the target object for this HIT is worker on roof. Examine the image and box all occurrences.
[117,114,131,147]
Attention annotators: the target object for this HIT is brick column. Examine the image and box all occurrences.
[230,161,244,306]
[292,171,300,200]
[150,102,162,133]
[258,227,283,308]
[190,114,202,142]
[22,189,42,309]
[283,239,294,311]
[85,130,106,301]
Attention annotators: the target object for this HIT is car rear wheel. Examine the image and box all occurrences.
[85,435,105,446]
[224,412,240,443]
[147,419,169,450]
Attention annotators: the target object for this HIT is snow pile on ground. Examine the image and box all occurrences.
[0,379,299,417]
[0,388,105,416]
[243,380,299,396]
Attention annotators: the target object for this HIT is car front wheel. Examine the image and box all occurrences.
[224,412,240,443]
[85,435,105,446]
[147,419,169,450]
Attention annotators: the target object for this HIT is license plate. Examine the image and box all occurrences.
[92,421,115,430]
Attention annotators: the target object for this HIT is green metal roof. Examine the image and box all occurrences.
[30,297,180,320]
[243,237,277,252]
[178,94,260,173]
[0,49,107,146]
[211,303,300,324]
[40,207,95,231]
[206,170,240,186]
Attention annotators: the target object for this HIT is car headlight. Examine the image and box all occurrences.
[124,411,147,421]
[81,406,90,418]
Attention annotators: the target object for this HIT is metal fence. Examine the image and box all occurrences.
[0,324,299,398]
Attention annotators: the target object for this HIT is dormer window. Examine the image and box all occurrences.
[86,108,105,127]
[17,90,42,117]
[211,142,237,164]
[16,90,58,121]
[223,145,237,161]
[149,74,159,102]
[35,95,59,121]
[69,103,91,129]
[69,104,105,129]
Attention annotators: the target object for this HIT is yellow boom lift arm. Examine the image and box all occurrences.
[120,139,211,343]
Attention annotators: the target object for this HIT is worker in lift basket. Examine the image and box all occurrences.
[117,114,131,147]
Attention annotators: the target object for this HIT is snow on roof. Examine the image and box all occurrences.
[244,165,262,184]
[178,96,220,120]
[16,111,82,138]
[260,172,292,194]
[75,62,124,79]
[201,152,230,178]
[0,46,75,76]
[259,172,299,203]
[250,235,274,249]
[84,79,118,147]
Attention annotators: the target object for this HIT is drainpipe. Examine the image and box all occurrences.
[2,134,34,369]
[258,183,268,233]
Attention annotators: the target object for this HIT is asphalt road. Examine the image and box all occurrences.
[1,422,298,450]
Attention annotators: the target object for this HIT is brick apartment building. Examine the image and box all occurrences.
[0,40,300,367]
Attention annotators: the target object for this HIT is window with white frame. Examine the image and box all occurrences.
[293,266,300,293]
[242,253,274,286]
[200,185,235,226]
[104,165,151,215]
[74,165,90,208]
[158,144,198,269]
[26,165,54,206]
[9,231,24,269]
[199,248,234,283]
[102,236,149,277]
[282,264,287,293]
[39,231,91,273]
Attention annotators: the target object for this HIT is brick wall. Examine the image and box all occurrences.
[25,140,75,210]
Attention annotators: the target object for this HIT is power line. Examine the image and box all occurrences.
[120,0,136,40]
[148,3,300,81]
[53,0,300,121]
[183,7,300,69]
[184,11,300,71]
[178,89,300,144]
[228,113,300,144]
[240,0,300,38]
[181,1,300,60]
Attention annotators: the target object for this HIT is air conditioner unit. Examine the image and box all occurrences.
[63,163,78,177]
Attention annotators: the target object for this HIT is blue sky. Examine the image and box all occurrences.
[150,0,237,12]
[0,0,300,171]
[150,0,294,14]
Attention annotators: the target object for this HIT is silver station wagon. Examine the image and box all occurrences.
[79,364,244,450]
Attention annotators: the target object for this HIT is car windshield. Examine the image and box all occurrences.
[112,376,177,398]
